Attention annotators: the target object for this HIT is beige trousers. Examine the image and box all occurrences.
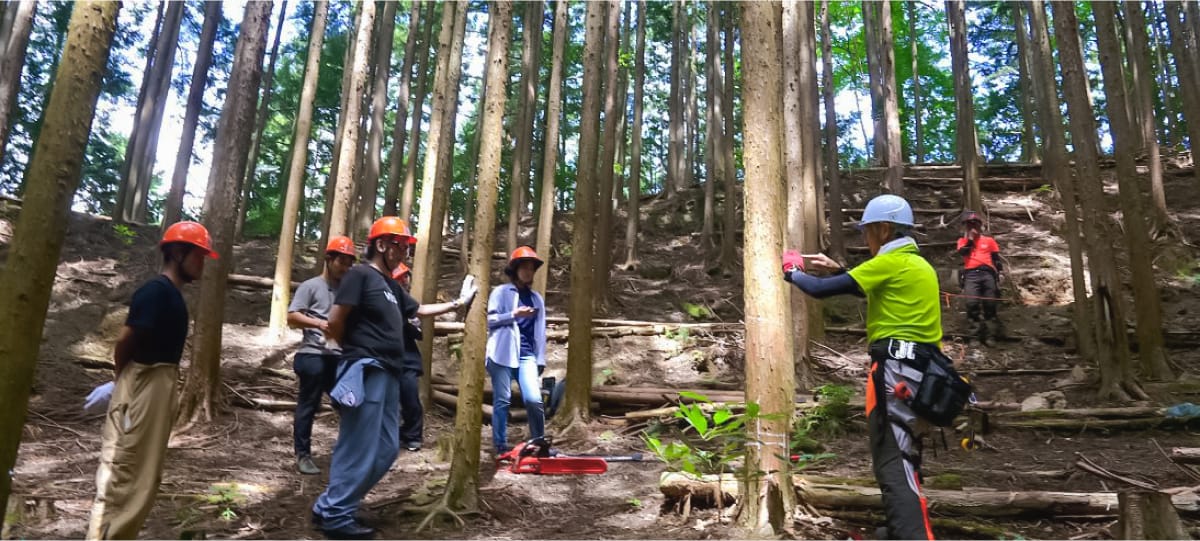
[86,362,178,540]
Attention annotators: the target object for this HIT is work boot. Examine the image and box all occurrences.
[874,526,891,540]
[989,318,1006,340]
[318,520,375,540]
[297,455,321,475]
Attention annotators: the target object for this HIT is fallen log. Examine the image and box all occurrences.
[822,509,1022,539]
[658,472,1200,518]
[229,395,331,413]
[431,389,525,423]
[994,406,1165,420]
[228,273,301,290]
[1170,448,1200,465]
[848,241,959,254]
[988,417,1173,431]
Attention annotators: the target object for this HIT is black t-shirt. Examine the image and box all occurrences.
[126,275,190,365]
[335,264,419,370]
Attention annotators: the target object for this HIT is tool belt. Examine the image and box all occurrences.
[869,338,973,427]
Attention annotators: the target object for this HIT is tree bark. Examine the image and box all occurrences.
[947,0,982,212]
[414,2,467,409]
[315,4,360,262]
[507,0,545,254]
[863,1,884,165]
[907,1,922,164]
[718,6,739,272]
[268,0,330,341]
[1124,1,1168,224]
[459,73,488,276]
[798,1,824,343]
[351,0,398,239]
[667,0,684,198]
[1164,0,1200,186]
[593,1,621,312]
[111,2,162,222]
[442,0,512,513]
[738,1,796,532]
[535,0,569,295]
[821,0,845,262]
[326,0,376,241]
[878,0,904,193]
[702,2,720,252]
[1148,1,1177,147]
[177,1,273,427]
[119,1,184,224]
[1013,1,1040,164]
[1116,491,1189,541]
[236,0,289,238]
[397,3,437,220]
[782,1,816,388]
[1171,448,1200,464]
[1051,0,1145,402]
[1093,1,1173,382]
[382,2,422,217]
[1026,0,1095,364]
[0,1,118,526]
[162,1,221,230]
[561,0,606,425]
[0,0,34,169]
[685,13,698,199]
[621,0,646,271]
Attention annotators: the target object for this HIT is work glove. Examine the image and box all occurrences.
[781,250,805,274]
[455,275,478,308]
[83,381,115,414]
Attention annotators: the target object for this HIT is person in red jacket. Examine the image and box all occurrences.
[956,211,1004,344]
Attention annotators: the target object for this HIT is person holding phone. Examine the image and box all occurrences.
[485,246,548,454]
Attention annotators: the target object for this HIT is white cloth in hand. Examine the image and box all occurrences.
[83,381,115,414]
[456,275,478,307]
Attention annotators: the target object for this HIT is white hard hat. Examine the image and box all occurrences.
[858,194,915,229]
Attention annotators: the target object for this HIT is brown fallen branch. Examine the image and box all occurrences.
[994,406,1165,420]
[228,395,330,413]
[848,241,959,254]
[658,472,1200,518]
[431,389,525,423]
[1170,448,1200,465]
[989,417,1176,431]
[227,273,301,290]
[1074,453,1159,491]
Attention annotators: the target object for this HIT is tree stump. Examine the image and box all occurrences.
[1116,491,1188,540]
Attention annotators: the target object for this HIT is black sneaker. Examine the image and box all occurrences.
[319,521,375,540]
[297,455,321,475]
[402,441,421,452]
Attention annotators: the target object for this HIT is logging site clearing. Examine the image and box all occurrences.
[4,159,1200,540]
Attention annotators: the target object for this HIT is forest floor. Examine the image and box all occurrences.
[4,157,1200,540]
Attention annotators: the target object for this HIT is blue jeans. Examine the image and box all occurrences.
[312,362,399,529]
[487,356,545,453]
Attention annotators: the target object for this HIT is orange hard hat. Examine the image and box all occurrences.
[326,235,357,257]
[368,216,413,242]
[160,221,218,259]
[392,262,411,281]
[505,246,544,276]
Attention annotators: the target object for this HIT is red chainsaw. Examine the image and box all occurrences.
[496,437,644,475]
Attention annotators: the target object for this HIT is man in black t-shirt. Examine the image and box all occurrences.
[85,221,216,540]
[311,217,477,540]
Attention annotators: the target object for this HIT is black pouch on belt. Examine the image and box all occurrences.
[871,339,974,427]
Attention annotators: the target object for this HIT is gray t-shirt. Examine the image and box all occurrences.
[289,275,339,356]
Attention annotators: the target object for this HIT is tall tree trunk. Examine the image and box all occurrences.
[507,0,545,253]
[667,0,684,198]
[1013,1,1040,164]
[561,0,606,425]
[1049,0,1145,401]
[1093,1,1173,382]
[1124,1,1168,224]
[0,0,34,169]
[621,0,646,272]
[399,3,438,220]
[907,1,922,164]
[947,0,982,212]
[863,1,885,164]
[878,0,904,193]
[442,1,512,513]
[1027,0,1095,364]
[738,1,796,532]
[111,2,163,221]
[162,1,221,229]
[1148,0,1176,147]
[718,5,739,272]
[326,0,376,240]
[177,0,273,426]
[798,0,824,344]
[593,0,621,312]
[236,0,289,238]
[0,2,118,525]
[782,0,814,388]
[535,0,569,296]
[315,4,360,263]
[460,73,488,276]
[686,15,698,198]
[1164,0,1200,185]
[414,2,467,409]
[821,0,845,262]
[383,1,422,217]
[268,0,329,340]
[351,0,398,239]
[119,1,184,223]
[702,1,720,251]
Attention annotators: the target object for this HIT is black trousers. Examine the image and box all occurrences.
[398,366,423,445]
[962,268,999,322]
[868,345,935,540]
[293,353,337,457]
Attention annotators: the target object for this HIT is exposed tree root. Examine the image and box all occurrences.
[415,493,478,533]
